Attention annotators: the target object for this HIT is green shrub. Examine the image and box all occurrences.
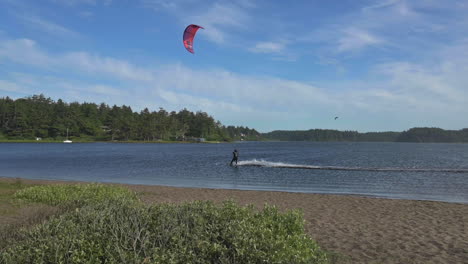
[13,183,138,206]
[1,199,329,264]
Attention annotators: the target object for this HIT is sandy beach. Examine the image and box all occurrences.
[1,177,467,264]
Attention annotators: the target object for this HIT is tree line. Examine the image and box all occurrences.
[262,128,468,143]
[0,94,260,142]
[2,94,465,143]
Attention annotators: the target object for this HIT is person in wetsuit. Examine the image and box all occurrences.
[230,149,239,166]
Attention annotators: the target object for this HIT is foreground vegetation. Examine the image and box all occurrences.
[0,94,260,142]
[0,179,29,217]
[1,183,330,264]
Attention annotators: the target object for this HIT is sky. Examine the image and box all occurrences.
[1,0,468,132]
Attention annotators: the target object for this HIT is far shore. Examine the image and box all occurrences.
[1,176,467,263]
[0,139,226,144]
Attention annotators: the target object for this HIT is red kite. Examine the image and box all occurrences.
[183,24,204,54]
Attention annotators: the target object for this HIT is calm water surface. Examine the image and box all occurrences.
[1,142,467,203]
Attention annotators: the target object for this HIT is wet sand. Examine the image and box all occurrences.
[1,177,467,263]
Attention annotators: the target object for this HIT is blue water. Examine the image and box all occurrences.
[1,142,468,203]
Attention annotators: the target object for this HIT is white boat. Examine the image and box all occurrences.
[63,128,72,143]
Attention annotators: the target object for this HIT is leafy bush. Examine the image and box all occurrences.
[14,183,138,206]
[1,199,329,264]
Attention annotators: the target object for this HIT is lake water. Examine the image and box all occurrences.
[1,142,468,204]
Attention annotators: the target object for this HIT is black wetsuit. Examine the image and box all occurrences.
[230,150,238,166]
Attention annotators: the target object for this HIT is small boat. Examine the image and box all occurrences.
[63,128,72,143]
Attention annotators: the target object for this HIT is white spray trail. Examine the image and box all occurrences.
[237,159,468,173]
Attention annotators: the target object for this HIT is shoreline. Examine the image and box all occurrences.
[0,140,226,144]
[1,175,466,205]
[2,140,468,144]
[1,177,467,263]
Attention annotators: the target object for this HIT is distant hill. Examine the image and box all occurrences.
[396,127,468,143]
[262,127,468,143]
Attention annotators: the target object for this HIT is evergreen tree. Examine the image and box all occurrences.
[0,94,259,142]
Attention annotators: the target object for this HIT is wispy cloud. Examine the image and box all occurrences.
[62,52,155,82]
[249,41,286,54]
[16,14,81,39]
[0,37,337,128]
[0,80,23,93]
[0,38,154,82]
[141,0,179,11]
[337,28,384,53]
[49,0,113,6]
[335,39,468,114]
[186,2,251,44]
[2,36,468,131]
[58,82,126,96]
[79,11,94,18]
[362,0,402,12]
[0,39,54,67]
[139,1,292,58]
[293,0,468,70]
[141,0,254,44]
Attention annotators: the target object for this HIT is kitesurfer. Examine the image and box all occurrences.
[230,149,239,166]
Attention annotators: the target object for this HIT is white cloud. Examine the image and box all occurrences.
[89,85,125,96]
[62,52,155,82]
[0,80,24,92]
[337,28,384,52]
[362,0,402,12]
[141,0,179,11]
[0,39,54,67]
[0,37,337,128]
[375,62,464,101]
[332,39,468,116]
[52,0,96,5]
[362,0,415,16]
[79,11,94,18]
[49,0,113,6]
[297,0,468,61]
[158,89,251,113]
[187,2,251,43]
[16,14,81,39]
[151,64,335,111]
[2,36,468,131]
[57,82,125,96]
[142,0,253,44]
[0,39,155,82]
[249,41,286,54]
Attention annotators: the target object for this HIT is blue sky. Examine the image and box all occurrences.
[1,0,467,132]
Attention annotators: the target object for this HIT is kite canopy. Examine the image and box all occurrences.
[183,24,204,54]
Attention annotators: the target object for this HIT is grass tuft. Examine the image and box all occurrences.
[14,183,139,206]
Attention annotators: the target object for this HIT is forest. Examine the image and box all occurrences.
[262,128,468,143]
[2,94,466,143]
[0,95,260,142]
